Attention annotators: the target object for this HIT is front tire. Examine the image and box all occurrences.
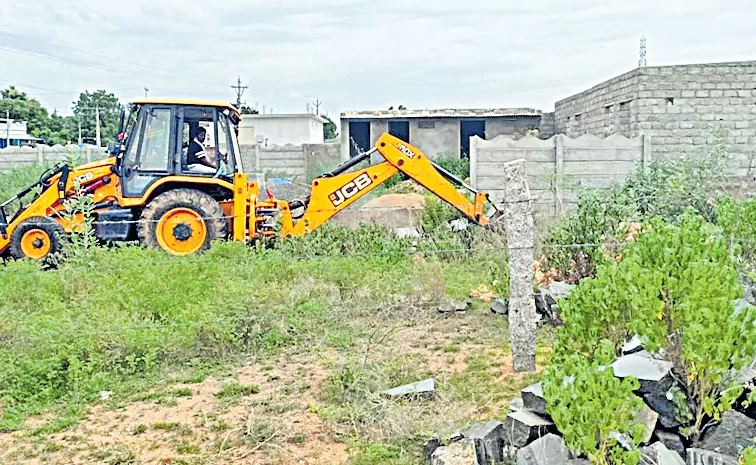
[9,217,65,262]
[137,189,226,256]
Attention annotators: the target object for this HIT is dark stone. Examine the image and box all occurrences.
[643,391,681,429]
[502,409,555,448]
[516,434,570,465]
[655,431,687,458]
[640,442,686,465]
[701,410,756,458]
[686,448,739,465]
[491,298,509,315]
[424,438,441,462]
[438,300,471,313]
[462,420,505,464]
[521,382,547,416]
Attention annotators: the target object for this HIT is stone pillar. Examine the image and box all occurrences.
[502,159,537,372]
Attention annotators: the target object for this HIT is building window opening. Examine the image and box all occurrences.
[388,120,410,143]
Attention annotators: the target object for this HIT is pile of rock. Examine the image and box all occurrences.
[427,344,756,465]
[491,282,575,325]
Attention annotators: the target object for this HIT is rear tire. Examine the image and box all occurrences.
[137,189,226,256]
[9,217,65,262]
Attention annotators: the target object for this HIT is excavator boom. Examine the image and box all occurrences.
[278,133,496,237]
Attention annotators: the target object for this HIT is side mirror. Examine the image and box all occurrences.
[107,141,117,155]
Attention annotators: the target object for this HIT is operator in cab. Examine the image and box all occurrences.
[186,127,218,174]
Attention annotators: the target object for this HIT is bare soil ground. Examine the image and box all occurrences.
[0,307,548,465]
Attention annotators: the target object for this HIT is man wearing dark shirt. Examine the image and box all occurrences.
[186,127,217,172]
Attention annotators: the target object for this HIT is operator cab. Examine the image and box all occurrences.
[113,99,243,197]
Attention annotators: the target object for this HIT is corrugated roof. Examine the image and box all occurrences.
[341,108,541,120]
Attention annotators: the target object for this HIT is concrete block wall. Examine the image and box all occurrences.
[555,69,641,137]
[470,134,647,217]
[555,61,756,184]
[0,145,106,172]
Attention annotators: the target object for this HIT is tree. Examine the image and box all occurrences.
[239,105,258,115]
[322,114,338,140]
[73,90,121,145]
[0,86,51,135]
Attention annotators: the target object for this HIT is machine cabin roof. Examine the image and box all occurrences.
[131,98,240,118]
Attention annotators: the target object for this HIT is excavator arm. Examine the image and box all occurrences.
[278,133,496,237]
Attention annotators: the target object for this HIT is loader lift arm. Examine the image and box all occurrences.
[278,133,497,237]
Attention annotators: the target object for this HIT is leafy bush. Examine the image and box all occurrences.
[542,136,730,280]
[543,340,645,465]
[554,212,756,442]
[716,196,756,262]
[434,155,470,181]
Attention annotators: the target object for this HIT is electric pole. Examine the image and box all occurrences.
[144,87,149,97]
[95,106,101,148]
[231,76,248,109]
[639,36,647,68]
[312,99,322,115]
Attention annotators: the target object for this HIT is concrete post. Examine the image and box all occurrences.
[502,159,537,373]
[37,145,44,165]
[554,134,565,214]
[641,133,651,173]
[254,143,261,173]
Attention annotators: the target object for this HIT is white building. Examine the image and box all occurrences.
[0,119,41,148]
[238,114,327,146]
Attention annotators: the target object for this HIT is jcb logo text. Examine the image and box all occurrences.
[396,144,416,158]
[329,173,373,207]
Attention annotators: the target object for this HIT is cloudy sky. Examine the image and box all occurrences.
[1,0,754,118]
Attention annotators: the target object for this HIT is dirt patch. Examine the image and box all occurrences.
[363,193,425,209]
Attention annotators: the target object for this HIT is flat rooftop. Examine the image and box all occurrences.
[341,108,541,120]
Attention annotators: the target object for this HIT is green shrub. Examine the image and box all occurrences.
[543,340,645,465]
[716,196,756,262]
[434,155,470,181]
[554,212,756,442]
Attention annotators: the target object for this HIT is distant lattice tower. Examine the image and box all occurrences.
[639,36,647,68]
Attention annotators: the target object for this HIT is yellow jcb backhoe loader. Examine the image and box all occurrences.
[0,99,499,261]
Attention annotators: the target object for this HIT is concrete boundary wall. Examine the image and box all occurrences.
[0,145,105,171]
[471,134,648,216]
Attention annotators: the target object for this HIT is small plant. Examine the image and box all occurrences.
[175,441,201,454]
[152,422,181,431]
[132,424,147,435]
[169,388,193,397]
[741,446,756,465]
[543,340,645,465]
[215,383,260,399]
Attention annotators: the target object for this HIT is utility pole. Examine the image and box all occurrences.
[95,106,101,148]
[231,76,248,109]
[144,87,149,97]
[312,99,322,115]
[639,36,647,68]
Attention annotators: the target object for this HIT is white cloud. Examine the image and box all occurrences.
[0,0,754,117]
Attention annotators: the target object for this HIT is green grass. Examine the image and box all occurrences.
[215,383,260,399]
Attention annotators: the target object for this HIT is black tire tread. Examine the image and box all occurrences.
[137,189,226,254]
[9,216,65,261]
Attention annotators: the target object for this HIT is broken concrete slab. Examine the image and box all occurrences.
[491,298,509,315]
[384,378,435,397]
[641,442,686,465]
[502,409,555,448]
[516,433,570,465]
[462,420,505,464]
[611,353,675,395]
[655,431,686,458]
[510,397,524,412]
[431,438,477,465]
[686,448,739,465]
[437,300,471,314]
[701,410,756,458]
[636,400,660,444]
[521,382,547,416]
